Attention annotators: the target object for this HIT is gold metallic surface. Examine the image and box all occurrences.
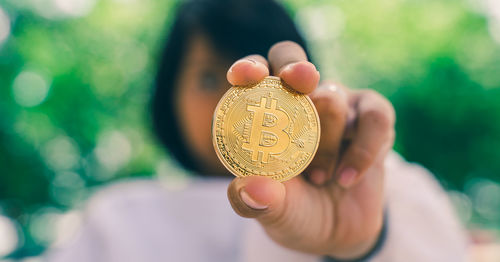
[212,76,320,181]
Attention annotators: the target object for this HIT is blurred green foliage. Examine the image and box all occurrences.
[0,0,499,258]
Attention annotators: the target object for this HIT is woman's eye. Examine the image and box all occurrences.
[199,71,220,92]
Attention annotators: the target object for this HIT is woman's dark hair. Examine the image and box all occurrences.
[152,0,312,174]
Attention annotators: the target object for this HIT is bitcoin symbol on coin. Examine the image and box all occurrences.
[212,76,320,182]
[242,97,290,163]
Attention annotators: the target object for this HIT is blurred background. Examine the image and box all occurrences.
[0,0,499,260]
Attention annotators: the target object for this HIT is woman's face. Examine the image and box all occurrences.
[175,34,232,175]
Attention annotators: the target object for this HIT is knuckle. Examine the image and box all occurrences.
[360,90,396,127]
[363,108,393,133]
[259,208,288,228]
[360,89,380,100]
[349,144,375,167]
[314,92,347,120]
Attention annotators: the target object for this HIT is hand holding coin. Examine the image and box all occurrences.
[223,41,395,259]
[213,76,320,182]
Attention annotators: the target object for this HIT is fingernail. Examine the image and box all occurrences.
[240,189,268,210]
[280,62,297,75]
[319,83,347,99]
[228,59,256,73]
[310,169,327,185]
[246,58,257,65]
[338,168,358,188]
[320,83,338,92]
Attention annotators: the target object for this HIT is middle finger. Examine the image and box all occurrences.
[267,41,320,94]
[307,82,349,185]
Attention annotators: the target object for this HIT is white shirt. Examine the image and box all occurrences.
[45,152,468,262]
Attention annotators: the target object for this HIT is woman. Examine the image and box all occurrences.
[46,0,468,261]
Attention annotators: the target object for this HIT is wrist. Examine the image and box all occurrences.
[324,210,388,262]
[327,236,379,259]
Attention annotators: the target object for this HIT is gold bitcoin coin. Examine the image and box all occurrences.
[212,76,320,182]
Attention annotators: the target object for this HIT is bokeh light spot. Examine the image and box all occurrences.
[12,71,51,108]
[0,215,19,257]
[156,158,189,191]
[50,211,82,248]
[53,0,96,18]
[295,5,345,41]
[42,136,80,171]
[448,190,473,223]
[29,208,62,245]
[50,171,87,206]
[94,130,132,172]
[0,7,10,46]
[467,179,500,221]
[29,0,96,19]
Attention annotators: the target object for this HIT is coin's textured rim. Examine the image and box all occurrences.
[211,76,320,182]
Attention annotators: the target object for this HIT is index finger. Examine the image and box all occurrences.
[227,54,270,86]
[268,41,320,94]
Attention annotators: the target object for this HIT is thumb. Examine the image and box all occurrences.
[228,176,337,255]
[227,176,286,221]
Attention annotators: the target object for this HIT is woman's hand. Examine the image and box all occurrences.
[225,41,395,259]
